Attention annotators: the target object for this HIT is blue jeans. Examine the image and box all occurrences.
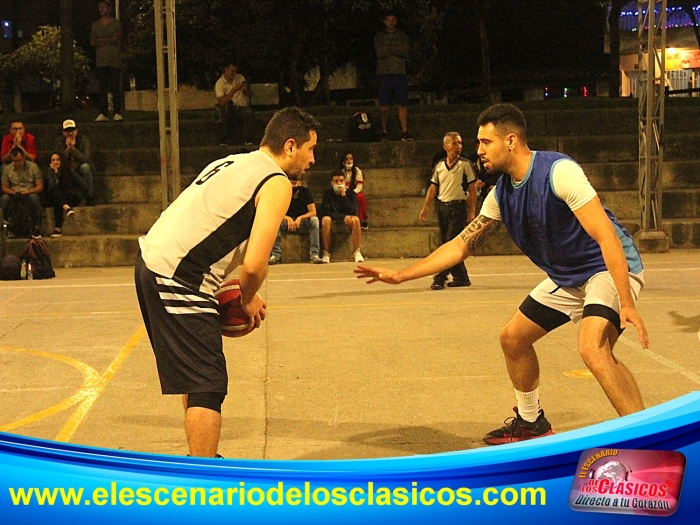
[271,217,320,259]
[77,163,94,198]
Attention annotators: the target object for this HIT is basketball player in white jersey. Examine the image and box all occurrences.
[135,107,320,457]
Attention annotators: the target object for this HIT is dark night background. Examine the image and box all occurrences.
[1,1,610,102]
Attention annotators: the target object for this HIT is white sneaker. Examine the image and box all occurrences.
[354,250,364,263]
[95,114,108,122]
[113,113,123,121]
[321,251,330,264]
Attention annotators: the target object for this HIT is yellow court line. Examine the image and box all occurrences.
[0,348,100,432]
[54,326,146,443]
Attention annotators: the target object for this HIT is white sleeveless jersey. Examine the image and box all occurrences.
[139,150,286,296]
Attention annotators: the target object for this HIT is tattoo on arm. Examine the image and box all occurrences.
[459,215,499,254]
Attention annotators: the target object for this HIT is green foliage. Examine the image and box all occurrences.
[0,26,90,80]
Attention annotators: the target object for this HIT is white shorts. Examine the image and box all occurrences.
[520,271,645,333]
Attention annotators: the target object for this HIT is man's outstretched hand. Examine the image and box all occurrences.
[354,265,402,284]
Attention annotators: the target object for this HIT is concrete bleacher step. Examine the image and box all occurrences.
[25,101,700,150]
[40,203,161,236]
[663,218,700,247]
[13,101,699,268]
[2,234,140,268]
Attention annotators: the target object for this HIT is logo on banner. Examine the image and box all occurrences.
[569,448,685,517]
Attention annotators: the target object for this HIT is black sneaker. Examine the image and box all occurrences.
[430,280,445,290]
[447,280,471,288]
[401,131,413,141]
[31,227,42,239]
[483,407,554,445]
[380,130,389,142]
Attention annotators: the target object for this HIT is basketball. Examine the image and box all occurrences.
[214,279,254,338]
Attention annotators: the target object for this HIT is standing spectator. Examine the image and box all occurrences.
[342,153,369,229]
[268,176,323,265]
[54,120,96,206]
[419,132,477,290]
[374,11,411,141]
[320,170,364,263]
[1,148,43,239]
[214,61,255,146]
[91,0,123,122]
[44,153,85,237]
[1,121,37,164]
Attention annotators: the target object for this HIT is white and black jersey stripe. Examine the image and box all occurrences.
[155,276,219,315]
[139,150,287,297]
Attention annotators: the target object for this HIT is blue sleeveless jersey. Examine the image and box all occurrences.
[494,151,643,288]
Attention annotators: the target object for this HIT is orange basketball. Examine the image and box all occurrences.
[214,279,254,338]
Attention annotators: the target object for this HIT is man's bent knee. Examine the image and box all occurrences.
[187,392,226,413]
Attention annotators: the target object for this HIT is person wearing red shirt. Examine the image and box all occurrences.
[1,121,37,164]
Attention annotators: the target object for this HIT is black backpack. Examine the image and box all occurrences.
[19,239,56,280]
[347,111,378,142]
[0,255,21,281]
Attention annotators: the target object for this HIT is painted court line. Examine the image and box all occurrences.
[54,326,146,443]
[0,348,100,432]
[0,265,696,288]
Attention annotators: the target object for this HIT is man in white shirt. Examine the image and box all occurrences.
[214,61,256,146]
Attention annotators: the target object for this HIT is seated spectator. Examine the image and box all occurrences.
[320,170,364,263]
[1,121,37,164]
[45,153,86,237]
[268,177,322,265]
[342,153,369,229]
[214,61,256,146]
[53,120,96,206]
[0,147,43,239]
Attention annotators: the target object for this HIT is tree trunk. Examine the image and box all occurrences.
[60,0,76,111]
[475,2,494,104]
[13,82,22,114]
[312,18,332,105]
[608,1,623,98]
[289,56,301,107]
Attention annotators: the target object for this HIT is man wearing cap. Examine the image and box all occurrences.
[91,0,123,122]
[54,120,96,206]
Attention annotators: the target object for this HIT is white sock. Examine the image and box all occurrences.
[515,388,540,423]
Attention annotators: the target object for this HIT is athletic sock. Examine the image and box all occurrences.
[515,388,540,423]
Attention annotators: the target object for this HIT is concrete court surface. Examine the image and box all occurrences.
[1,251,699,460]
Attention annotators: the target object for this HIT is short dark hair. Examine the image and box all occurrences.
[331,169,345,180]
[476,103,527,141]
[9,146,25,158]
[260,107,321,155]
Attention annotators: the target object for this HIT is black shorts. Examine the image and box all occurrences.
[134,252,227,395]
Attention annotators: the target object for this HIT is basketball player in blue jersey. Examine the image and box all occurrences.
[135,107,320,457]
[356,103,649,445]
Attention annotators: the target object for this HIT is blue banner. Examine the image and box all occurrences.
[2,392,699,523]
